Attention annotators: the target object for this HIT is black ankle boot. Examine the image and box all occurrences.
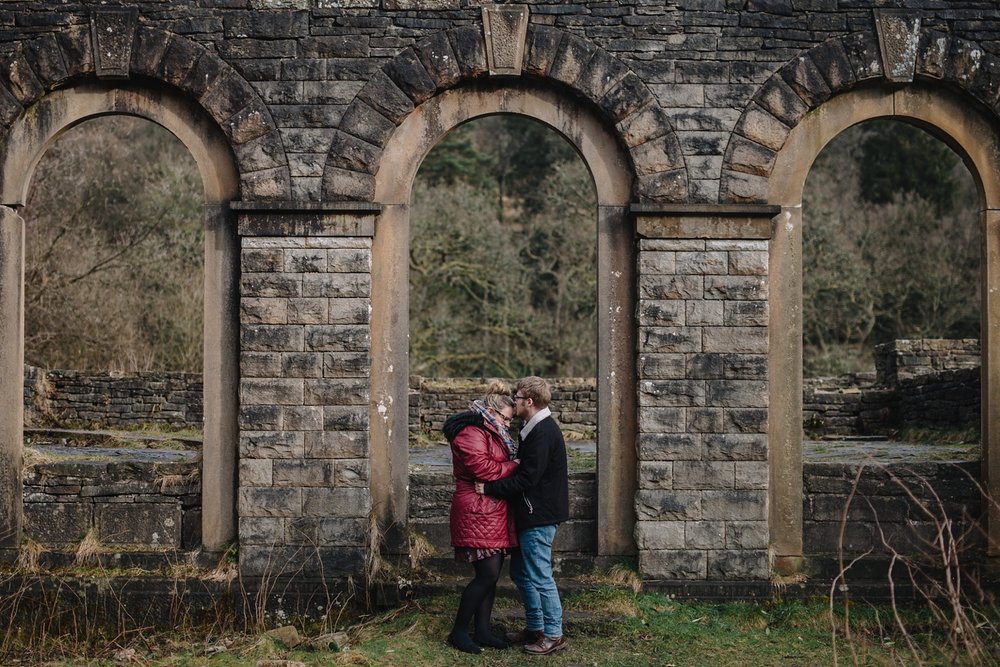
[473,631,512,649]
[448,631,482,654]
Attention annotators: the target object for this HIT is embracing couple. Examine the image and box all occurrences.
[442,376,569,656]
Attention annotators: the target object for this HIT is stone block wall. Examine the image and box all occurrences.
[409,377,597,440]
[876,339,980,385]
[803,460,981,564]
[238,231,373,577]
[804,342,981,438]
[635,238,770,581]
[23,366,203,429]
[23,454,201,550]
[409,469,596,571]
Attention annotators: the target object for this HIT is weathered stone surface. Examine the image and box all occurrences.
[384,47,437,104]
[96,503,182,546]
[635,520,684,549]
[640,549,707,580]
[356,69,414,125]
[448,26,487,79]
[24,502,91,544]
[413,30,460,90]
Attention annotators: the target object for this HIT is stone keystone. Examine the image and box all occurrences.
[90,8,139,79]
[482,5,529,76]
[874,10,921,83]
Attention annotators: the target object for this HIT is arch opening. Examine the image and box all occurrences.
[0,83,240,553]
[768,83,1000,570]
[406,114,600,568]
[370,81,637,562]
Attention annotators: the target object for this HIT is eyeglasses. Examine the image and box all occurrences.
[512,394,528,402]
[491,410,512,425]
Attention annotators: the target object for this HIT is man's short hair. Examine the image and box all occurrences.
[517,376,551,409]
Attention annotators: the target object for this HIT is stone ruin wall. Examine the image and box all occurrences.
[803,460,982,570]
[409,377,597,440]
[23,454,202,553]
[23,365,203,429]
[804,339,981,437]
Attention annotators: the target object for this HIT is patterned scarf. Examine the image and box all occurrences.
[470,399,518,459]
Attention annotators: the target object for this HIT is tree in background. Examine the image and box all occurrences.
[410,116,596,378]
[23,116,203,372]
[803,121,980,376]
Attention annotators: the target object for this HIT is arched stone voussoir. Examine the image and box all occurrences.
[723,134,776,181]
[448,25,488,79]
[720,27,1000,204]
[22,34,69,92]
[719,169,769,205]
[327,24,684,203]
[636,169,688,204]
[840,31,884,82]
[778,54,833,108]
[0,45,44,107]
[547,32,601,91]
[383,47,438,106]
[755,75,809,129]
[0,25,289,202]
[940,36,1000,112]
[412,30,462,92]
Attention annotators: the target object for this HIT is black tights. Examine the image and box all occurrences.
[451,554,504,642]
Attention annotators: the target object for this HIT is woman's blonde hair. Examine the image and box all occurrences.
[481,379,514,413]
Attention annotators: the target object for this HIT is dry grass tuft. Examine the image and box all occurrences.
[604,562,643,595]
[407,531,436,572]
[74,529,104,567]
[16,539,45,573]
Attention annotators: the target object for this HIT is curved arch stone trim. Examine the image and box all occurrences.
[0,24,290,202]
[721,28,1000,203]
[325,24,686,203]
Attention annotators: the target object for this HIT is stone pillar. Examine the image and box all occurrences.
[633,205,775,581]
[0,205,23,554]
[768,205,803,570]
[984,208,1000,557]
[235,203,377,577]
[597,205,637,557]
[369,203,410,553]
[201,203,239,552]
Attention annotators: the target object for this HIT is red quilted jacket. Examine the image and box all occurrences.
[446,413,519,549]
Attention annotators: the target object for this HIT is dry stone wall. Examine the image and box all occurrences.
[23,451,201,550]
[803,460,981,570]
[23,366,203,429]
[804,340,981,438]
[409,377,597,440]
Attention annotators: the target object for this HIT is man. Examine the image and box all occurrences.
[475,375,569,656]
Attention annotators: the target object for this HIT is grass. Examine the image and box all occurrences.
[6,588,995,666]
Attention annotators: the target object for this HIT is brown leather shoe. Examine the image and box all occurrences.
[505,628,543,645]
[524,635,567,655]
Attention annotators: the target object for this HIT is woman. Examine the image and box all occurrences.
[442,380,520,654]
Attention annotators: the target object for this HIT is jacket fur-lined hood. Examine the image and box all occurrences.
[442,410,484,443]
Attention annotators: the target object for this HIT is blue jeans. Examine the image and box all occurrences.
[510,524,563,638]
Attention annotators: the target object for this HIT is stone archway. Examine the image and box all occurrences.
[0,19,293,554]
[321,21,686,560]
[367,80,638,558]
[0,88,245,555]
[719,24,1000,568]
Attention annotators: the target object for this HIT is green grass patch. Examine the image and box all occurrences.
[9,590,997,666]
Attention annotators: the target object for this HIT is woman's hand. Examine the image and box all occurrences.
[474,482,485,495]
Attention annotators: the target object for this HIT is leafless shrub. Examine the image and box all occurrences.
[830,459,999,666]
